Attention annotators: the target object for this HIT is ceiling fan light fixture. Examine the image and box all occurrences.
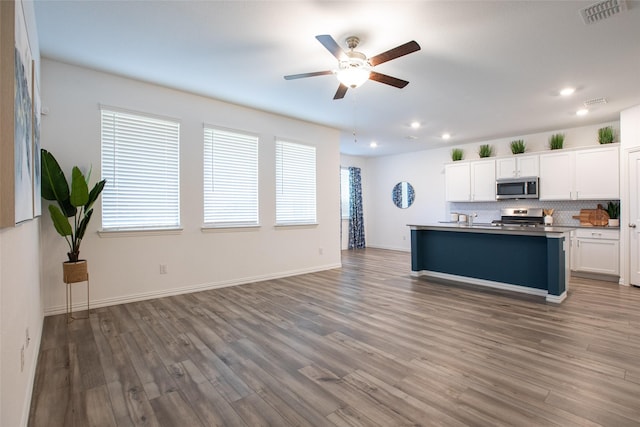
[336,64,370,88]
[560,87,575,96]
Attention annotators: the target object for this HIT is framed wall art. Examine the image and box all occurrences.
[0,0,15,228]
[32,60,41,217]
[0,0,39,227]
[14,0,34,224]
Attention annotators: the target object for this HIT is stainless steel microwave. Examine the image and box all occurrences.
[496,177,539,200]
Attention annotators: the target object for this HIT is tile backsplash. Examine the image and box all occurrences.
[449,200,616,226]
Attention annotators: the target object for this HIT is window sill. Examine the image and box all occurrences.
[98,227,183,238]
[201,224,261,233]
[274,223,318,229]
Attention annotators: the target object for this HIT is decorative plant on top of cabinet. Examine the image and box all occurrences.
[451,148,463,161]
[510,139,526,154]
[598,126,615,144]
[478,144,493,158]
[549,133,564,150]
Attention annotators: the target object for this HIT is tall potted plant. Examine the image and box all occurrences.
[41,149,106,281]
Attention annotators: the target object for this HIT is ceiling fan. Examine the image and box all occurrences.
[284,34,421,100]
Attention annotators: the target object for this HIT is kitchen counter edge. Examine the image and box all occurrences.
[408,223,574,237]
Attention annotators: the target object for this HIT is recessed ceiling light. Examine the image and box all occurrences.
[576,108,589,116]
[370,141,378,148]
[410,121,421,129]
[442,133,451,140]
[560,87,575,96]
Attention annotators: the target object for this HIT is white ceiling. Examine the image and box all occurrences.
[34,0,640,157]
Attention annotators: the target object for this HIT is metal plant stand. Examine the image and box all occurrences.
[63,260,90,323]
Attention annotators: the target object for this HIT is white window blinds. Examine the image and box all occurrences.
[340,168,350,219]
[101,108,180,230]
[275,140,316,225]
[203,127,259,226]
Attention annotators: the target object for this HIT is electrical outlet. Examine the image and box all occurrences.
[318,248,323,255]
[25,327,30,348]
[20,345,25,372]
[159,264,167,274]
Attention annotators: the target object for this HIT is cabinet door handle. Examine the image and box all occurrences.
[630,224,637,228]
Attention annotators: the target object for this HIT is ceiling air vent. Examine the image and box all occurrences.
[583,97,608,107]
[580,0,627,24]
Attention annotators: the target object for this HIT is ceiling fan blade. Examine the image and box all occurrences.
[284,70,333,80]
[369,71,409,88]
[368,40,421,67]
[333,84,348,100]
[316,34,346,60]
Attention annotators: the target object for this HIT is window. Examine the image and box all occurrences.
[203,127,258,226]
[275,140,316,225]
[101,108,180,230]
[340,168,350,219]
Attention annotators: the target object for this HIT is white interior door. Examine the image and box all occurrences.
[629,151,640,285]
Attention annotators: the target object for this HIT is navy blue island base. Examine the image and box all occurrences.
[409,224,571,303]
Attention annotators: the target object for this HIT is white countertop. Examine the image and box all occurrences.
[408,223,574,237]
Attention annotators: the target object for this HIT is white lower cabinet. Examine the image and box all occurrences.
[572,229,619,276]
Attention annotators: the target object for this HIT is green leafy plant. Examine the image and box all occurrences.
[510,139,526,154]
[598,126,615,144]
[41,149,106,262]
[549,133,564,150]
[451,148,463,161]
[606,201,620,219]
[478,144,493,158]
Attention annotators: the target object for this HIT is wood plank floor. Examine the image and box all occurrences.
[28,248,640,426]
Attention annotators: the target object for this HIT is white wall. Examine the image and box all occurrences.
[1,1,43,426]
[0,221,43,427]
[364,121,620,252]
[365,146,451,251]
[40,59,342,314]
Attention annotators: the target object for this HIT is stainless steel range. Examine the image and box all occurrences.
[491,208,544,227]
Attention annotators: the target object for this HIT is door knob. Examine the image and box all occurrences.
[630,224,637,228]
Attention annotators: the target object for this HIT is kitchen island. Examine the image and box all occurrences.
[409,223,572,303]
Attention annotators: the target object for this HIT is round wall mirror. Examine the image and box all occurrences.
[392,181,415,209]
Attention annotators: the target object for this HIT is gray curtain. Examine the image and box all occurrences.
[348,167,365,249]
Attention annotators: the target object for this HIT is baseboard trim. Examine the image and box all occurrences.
[545,291,567,304]
[366,244,410,252]
[44,262,342,316]
[412,270,552,299]
[571,270,620,283]
[21,313,44,427]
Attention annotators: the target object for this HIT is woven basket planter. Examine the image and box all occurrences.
[63,260,88,283]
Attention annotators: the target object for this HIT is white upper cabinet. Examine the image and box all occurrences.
[539,145,619,200]
[574,146,619,200]
[445,162,471,202]
[496,155,539,179]
[539,151,574,200]
[445,144,619,203]
[471,159,496,201]
[445,160,496,202]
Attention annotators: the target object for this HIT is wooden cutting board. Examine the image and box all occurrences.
[572,205,610,226]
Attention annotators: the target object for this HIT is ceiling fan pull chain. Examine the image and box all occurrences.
[352,92,358,143]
